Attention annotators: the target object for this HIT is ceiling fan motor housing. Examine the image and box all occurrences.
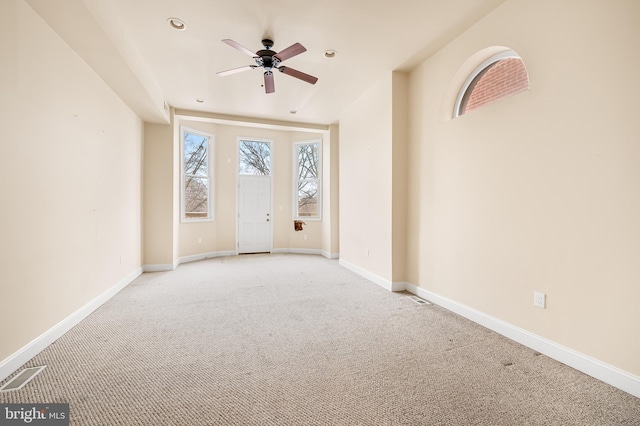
[255,50,278,69]
[256,39,278,70]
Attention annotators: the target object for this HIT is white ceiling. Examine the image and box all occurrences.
[26,0,506,126]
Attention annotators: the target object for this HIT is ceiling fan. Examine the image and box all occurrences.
[217,38,318,94]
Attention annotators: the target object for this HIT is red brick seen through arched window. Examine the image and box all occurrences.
[459,57,529,115]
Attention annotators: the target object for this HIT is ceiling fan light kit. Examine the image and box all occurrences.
[218,38,318,94]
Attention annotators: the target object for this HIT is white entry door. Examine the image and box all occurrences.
[238,175,272,253]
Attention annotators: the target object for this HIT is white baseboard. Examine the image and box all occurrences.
[142,263,175,272]
[241,248,338,259]
[338,259,405,291]
[271,248,323,256]
[178,250,237,265]
[147,250,333,270]
[321,250,340,259]
[402,282,640,399]
[0,267,142,384]
[393,281,407,292]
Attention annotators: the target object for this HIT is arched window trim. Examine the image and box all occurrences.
[453,50,523,118]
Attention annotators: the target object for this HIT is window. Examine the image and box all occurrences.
[454,50,529,117]
[238,139,271,176]
[181,127,213,221]
[293,140,321,219]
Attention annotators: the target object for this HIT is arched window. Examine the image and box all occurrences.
[454,50,529,117]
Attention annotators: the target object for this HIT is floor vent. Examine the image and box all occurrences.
[408,295,431,305]
[0,366,46,392]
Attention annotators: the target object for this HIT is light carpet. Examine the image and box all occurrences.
[1,254,639,425]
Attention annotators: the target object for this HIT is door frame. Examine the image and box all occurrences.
[235,137,274,254]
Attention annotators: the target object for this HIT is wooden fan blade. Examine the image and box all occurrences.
[222,39,257,58]
[278,66,318,85]
[264,71,275,93]
[274,42,306,62]
[217,65,256,77]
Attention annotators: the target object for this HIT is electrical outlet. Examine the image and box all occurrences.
[533,291,546,308]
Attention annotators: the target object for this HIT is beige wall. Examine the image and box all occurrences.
[0,0,143,362]
[339,73,408,283]
[143,123,175,266]
[391,73,409,282]
[322,125,340,258]
[406,0,640,375]
[339,75,394,281]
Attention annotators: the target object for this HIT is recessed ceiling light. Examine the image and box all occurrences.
[167,18,186,31]
[195,99,204,103]
[324,50,337,58]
